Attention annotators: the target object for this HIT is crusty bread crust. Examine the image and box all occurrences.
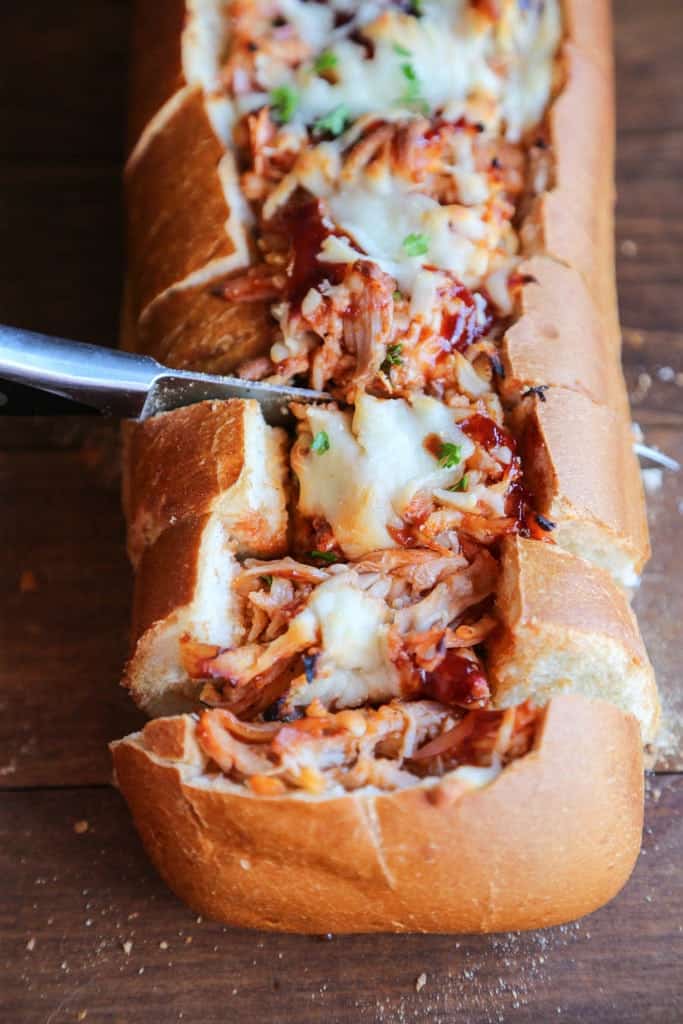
[127,0,188,152]
[489,538,659,740]
[135,283,272,373]
[500,257,615,406]
[517,389,650,580]
[111,694,643,932]
[122,399,289,567]
[126,87,247,321]
[523,40,618,348]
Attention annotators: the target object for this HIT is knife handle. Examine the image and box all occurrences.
[0,325,161,417]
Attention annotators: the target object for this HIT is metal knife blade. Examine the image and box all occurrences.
[0,325,330,426]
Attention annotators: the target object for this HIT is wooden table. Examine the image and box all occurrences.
[1,3,681,1021]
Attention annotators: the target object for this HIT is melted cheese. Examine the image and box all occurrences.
[235,0,561,142]
[283,573,400,710]
[293,394,475,558]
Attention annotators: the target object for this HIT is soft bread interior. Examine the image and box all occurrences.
[125,517,244,716]
[489,537,659,740]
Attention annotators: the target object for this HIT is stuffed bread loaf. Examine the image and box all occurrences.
[112,0,658,933]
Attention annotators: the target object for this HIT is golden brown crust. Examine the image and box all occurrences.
[563,0,614,75]
[127,0,188,152]
[122,399,289,567]
[110,694,643,932]
[500,257,614,406]
[134,282,272,372]
[523,42,617,346]
[130,515,213,642]
[489,537,659,740]
[518,388,650,578]
[125,87,243,320]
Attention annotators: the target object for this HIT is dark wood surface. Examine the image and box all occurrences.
[0,2,681,1021]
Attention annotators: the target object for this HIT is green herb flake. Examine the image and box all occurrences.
[269,85,299,124]
[314,49,338,73]
[393,43,412,57]
[309,550,339,564]
[313,104,350,137]
[398,61,429,113]
[259,574,274,588]
[410,0,424,15]
[402,232,430,258]
[451,474,469,492]
[393,289,403,301]
[438,442,463,469]
[310,430,330,454]
[381,344,403,374]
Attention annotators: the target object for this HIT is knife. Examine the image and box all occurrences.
[0,325,329,427]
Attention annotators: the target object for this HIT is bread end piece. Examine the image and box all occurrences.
[111,694,643,932]
[490,537,659,741]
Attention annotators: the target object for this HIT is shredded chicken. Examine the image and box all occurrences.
[195,698,540,795]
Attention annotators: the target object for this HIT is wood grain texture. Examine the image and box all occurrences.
[0,0,681,1020]
[1,777,680,1024]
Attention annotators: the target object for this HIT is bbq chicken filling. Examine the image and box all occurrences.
[195,697,539,796]
[212,0,560,399]
[173,0,564,796]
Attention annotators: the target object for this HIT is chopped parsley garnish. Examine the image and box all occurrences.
[313,104,349,137]
[269,85,298,124]
[393,289,403,301]
[310,430,330,454]
[381,344,403,374]
[438,442,463,468]
[399,61,429,113]
[259,574,274,588]
[402,232,430,257]
[410,0,424,14]
[393,43,412,57]
[309,550,339,564]
[314,49,338,73]
[451,475,469,492]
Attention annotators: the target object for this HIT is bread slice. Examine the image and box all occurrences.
[133,282,272,374]
[110,694,643,932]
[122,399,289,567]
[500,256,619,408]
[516,388,650,585]
[124,516,243,716]
[125,86,249,320]
[127,0,229,157]
[488,537,659,741]
[521,42,618,349]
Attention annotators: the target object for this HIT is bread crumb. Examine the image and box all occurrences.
[623,328,644,349]
[159,941,169,950]
[415,973,427,993]
[641,467,663,494]
[239,858,251,870]
[26,938,35,952]
[121,940,133,955]
[19,569,38,593]
[620,238,638,257]
[77,1012,88,1021]
[73,820,89,835]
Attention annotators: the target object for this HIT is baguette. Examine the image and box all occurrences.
[112,0,658,932]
